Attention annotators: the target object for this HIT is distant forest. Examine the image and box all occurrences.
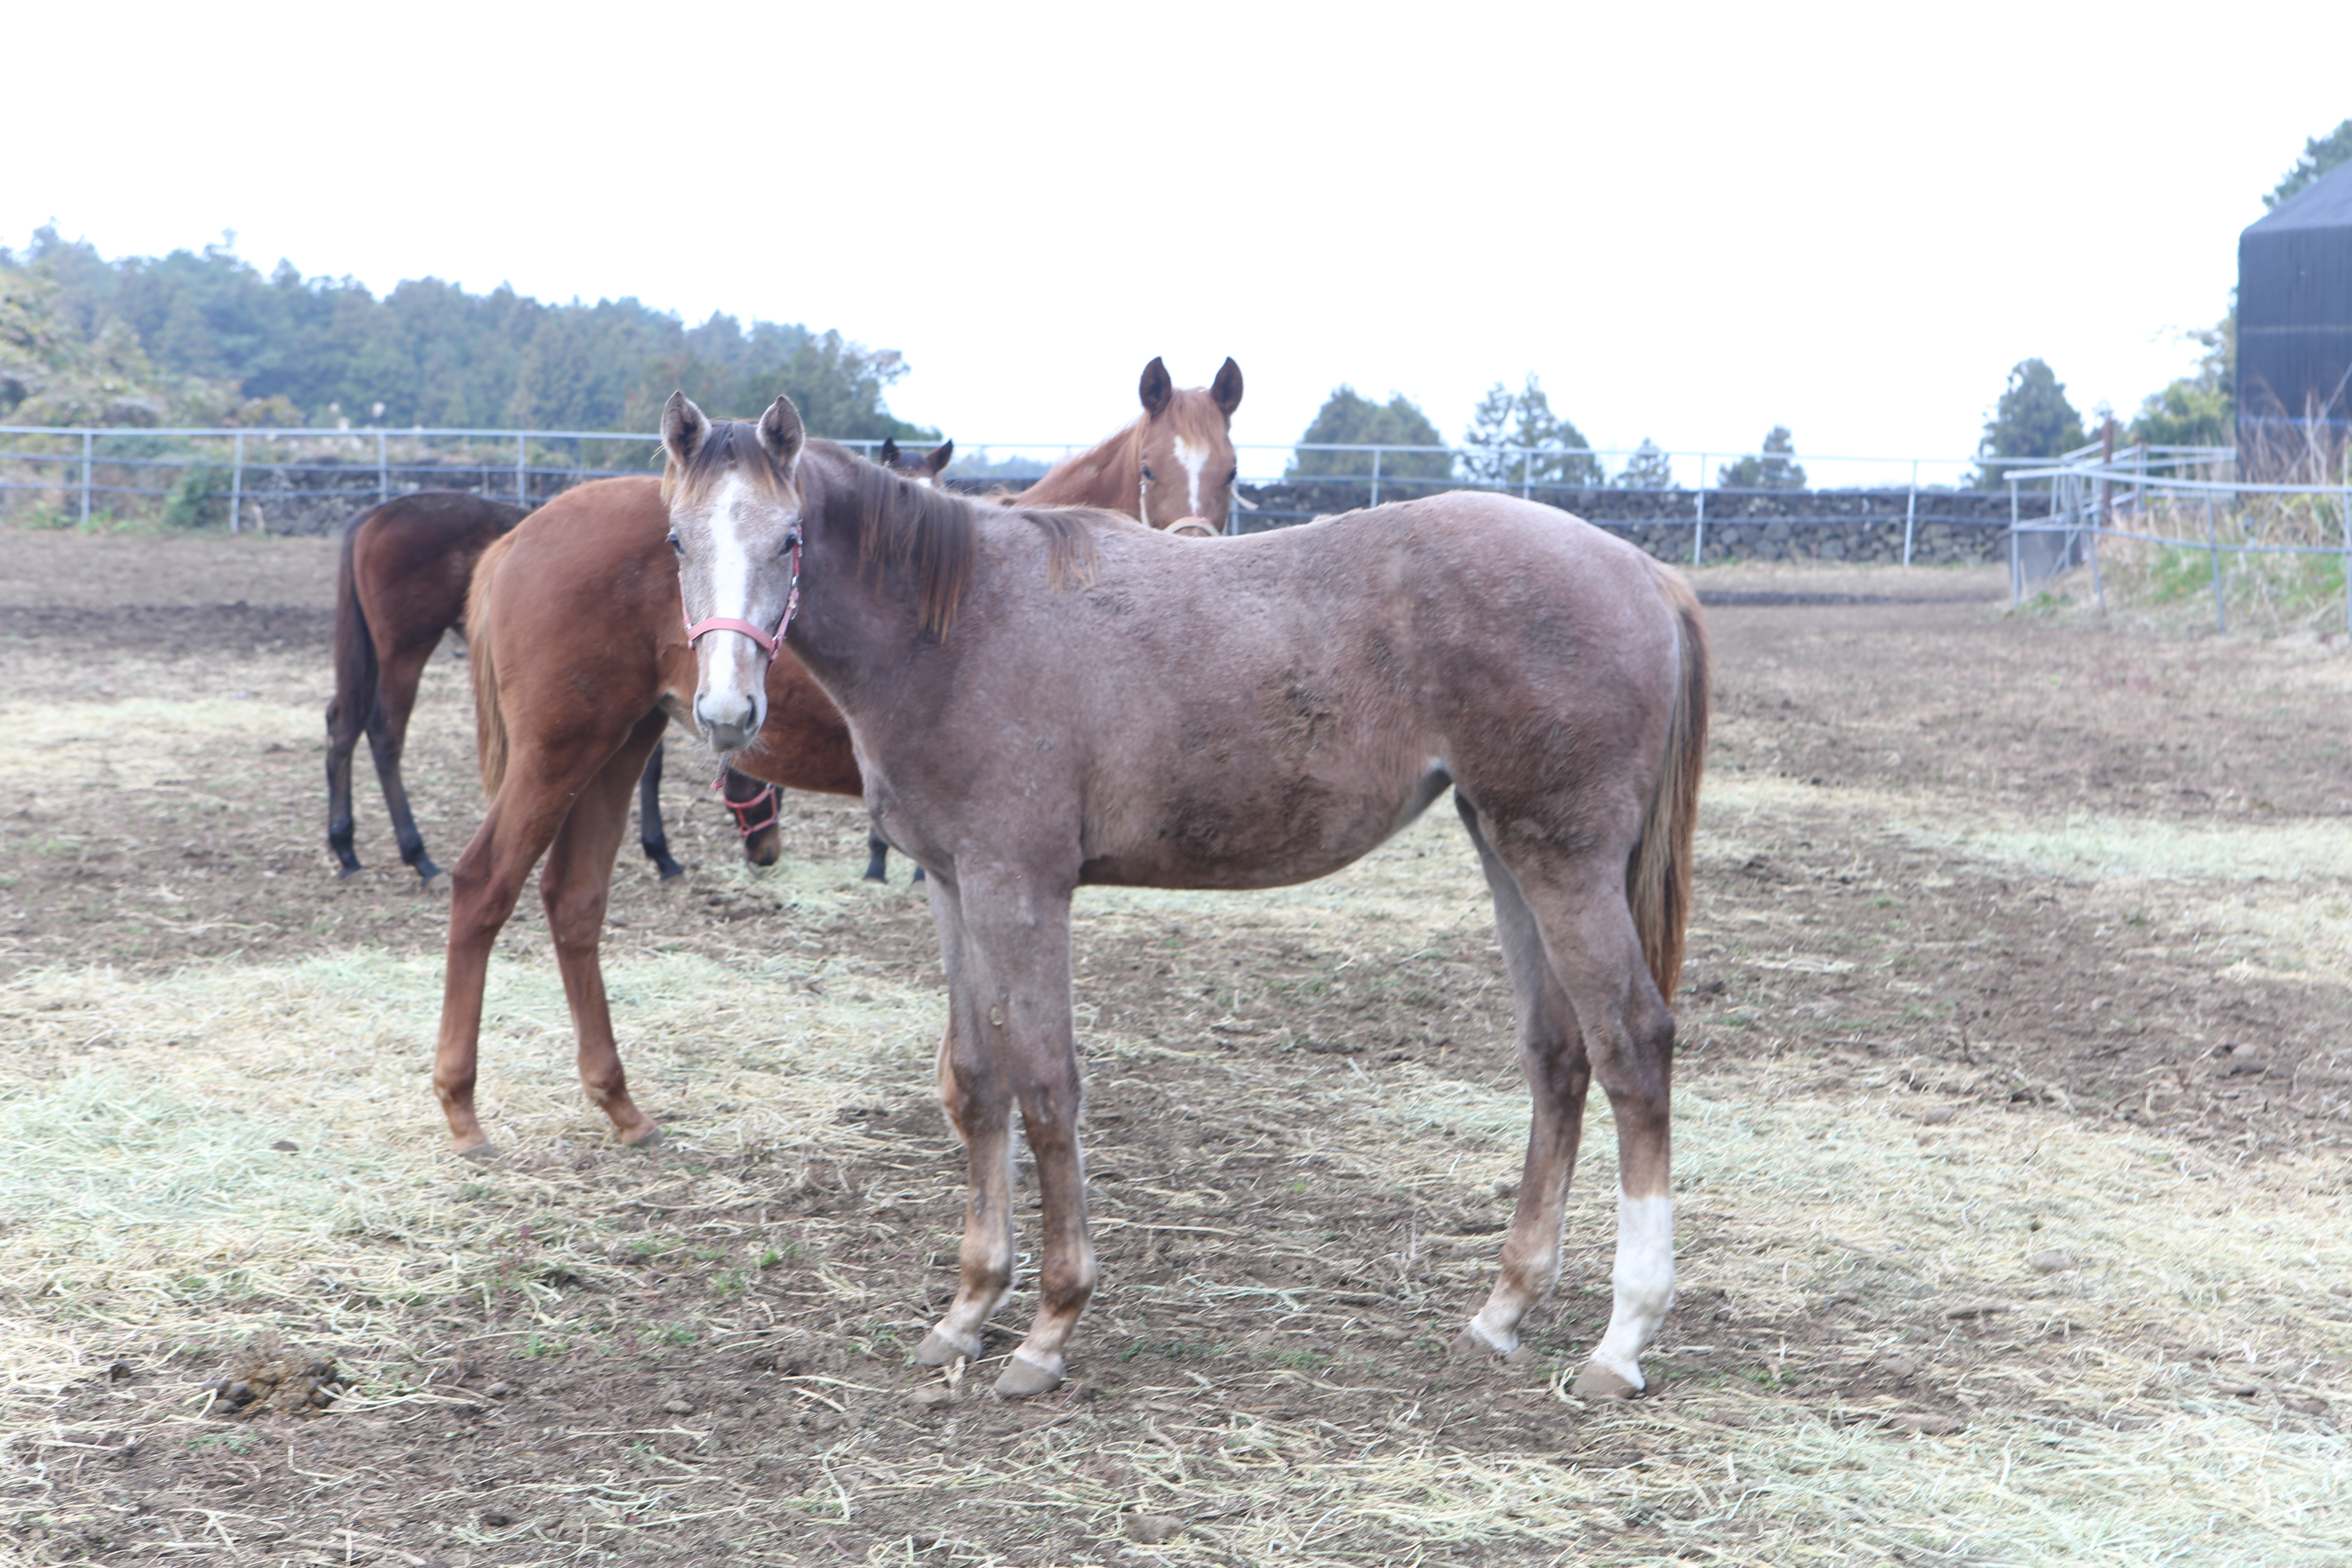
[0,226,933,438]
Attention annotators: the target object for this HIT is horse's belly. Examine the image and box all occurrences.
[1078,757,1449,890]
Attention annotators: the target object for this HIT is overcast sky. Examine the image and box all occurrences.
[10,2,2348,483]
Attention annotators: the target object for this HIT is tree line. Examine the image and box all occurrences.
[0,226,933,440]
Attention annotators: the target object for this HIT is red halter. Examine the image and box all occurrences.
[684,541,802,658]
[712,770,780,838]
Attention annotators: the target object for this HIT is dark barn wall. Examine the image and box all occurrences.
[2238,161,2352,441]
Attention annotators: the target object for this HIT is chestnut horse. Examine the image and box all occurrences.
[325,452,943,882]
[660,394,1708,1403]
[430,475,866,1156]
[1006,356,1243,534]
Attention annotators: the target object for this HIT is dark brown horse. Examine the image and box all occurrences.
[1006,356,1243,532]
[661,394,1707,1403]
[429,476,867,1157]
[327,491,527,882]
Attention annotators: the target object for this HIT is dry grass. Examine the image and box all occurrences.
[7,792,2350,1564]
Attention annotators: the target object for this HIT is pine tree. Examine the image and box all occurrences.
[1615,439,1676,490]
[1717,426,1806,490]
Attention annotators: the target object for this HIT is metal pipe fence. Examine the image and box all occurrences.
[0,422,2079,567]
[2005,443,2351,633]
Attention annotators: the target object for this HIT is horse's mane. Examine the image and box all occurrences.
[817,442,1107,639]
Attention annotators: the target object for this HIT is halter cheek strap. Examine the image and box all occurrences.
[684,541,802,658]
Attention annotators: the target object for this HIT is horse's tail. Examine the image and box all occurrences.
[1628,561,1711,1003]
[468,532,519,797]
[329,508,379,740]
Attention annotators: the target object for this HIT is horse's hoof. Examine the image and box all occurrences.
[1571,1362,1643,1401]
[992,1352,1063,1399]
[915,1329,980,1368]
[334,861,362,879]
[654,859,685,881]
[455,1140,498,1163]
[621,1126,664,1151]
[413,859,443,884]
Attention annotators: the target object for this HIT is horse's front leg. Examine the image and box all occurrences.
[915,871,1018,1368]
[969,874,1091,1397]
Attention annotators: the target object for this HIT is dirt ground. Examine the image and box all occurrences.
[2,529,2348,1566]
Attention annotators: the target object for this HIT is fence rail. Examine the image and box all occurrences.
[2005,444,2350,633]
[2,422,2043,555]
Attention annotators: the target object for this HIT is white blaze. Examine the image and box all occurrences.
[693,471,769,737]
[1172,435,1212,523]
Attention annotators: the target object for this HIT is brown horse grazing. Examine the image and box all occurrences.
[1008,356,1243,532]
[660,394,1708,1403]
[430,475,867,1156]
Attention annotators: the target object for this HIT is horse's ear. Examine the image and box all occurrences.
[1210,357,1244,417]
[661,391,709,468]
[1138,356,1173,419]
[879,438,901,468]
[925,439,954,477]
[757,394,805,475]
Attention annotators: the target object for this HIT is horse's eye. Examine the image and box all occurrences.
[1226,468,1239,485]
[1140,463,1156,483]
[667,530,683,555]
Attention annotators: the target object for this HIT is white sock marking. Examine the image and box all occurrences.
[1589,1190,1674,1389]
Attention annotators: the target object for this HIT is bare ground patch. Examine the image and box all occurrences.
[2,532,2349,1564]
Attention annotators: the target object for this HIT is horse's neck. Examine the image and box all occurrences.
[1015,423,1139,512]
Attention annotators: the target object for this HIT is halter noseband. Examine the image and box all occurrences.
[684,539,802,658]
[712,769,780,838]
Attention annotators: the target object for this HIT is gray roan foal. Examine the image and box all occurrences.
[657,392,1709,1400]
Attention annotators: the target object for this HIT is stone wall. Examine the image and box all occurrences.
[1233,481,2016,566]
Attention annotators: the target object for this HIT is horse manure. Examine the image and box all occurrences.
[1125,1514,1185,1545]
[1916,1105,1957,1126]
[2028,1251,2077,1274]
[203,1343,345,1418]
[269,1140,299,1152]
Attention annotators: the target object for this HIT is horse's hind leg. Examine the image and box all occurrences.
[863,829,890,882]
[637,738,686,880]
[541,710,670,1148]
[325,694,365,875]
[435,755,601,1156]
[365,637,443,882]
[1460,796,1677,1399]
[1454,793,1592,1363]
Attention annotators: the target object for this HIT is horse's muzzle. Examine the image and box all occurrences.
[694,690,761,753]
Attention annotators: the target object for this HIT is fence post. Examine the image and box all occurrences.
[1692,454,1706,566]
[516,432,528,506]
[229,431,245,534]
[1902,459,1918,567]
[1369,446,1381,508]
[79,430,92,528]
[1521,446,1533,501]
[378,430,389,507]
[2008,479,2021,608]
[2205,493,2225,633]
[2341,472,2349,639]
